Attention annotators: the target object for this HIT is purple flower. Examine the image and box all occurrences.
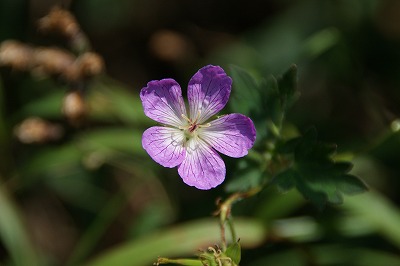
[140,65,256,190]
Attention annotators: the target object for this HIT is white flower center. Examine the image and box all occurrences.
[179,111,210,140]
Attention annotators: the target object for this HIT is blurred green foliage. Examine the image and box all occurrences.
[273,127,367,208]
[1,0,400,265]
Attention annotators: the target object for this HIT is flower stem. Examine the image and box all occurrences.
[216,186,262,250]
[227,217,237,245]
[155,257,203,266]
[220,217,227,251]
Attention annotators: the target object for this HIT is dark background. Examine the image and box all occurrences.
[1,0,400,265]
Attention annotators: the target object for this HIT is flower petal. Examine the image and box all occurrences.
[142,126,186,167]
[140,79,187,127]
[188,65,232,124]
[199,113,256,158]
[178,138,225,190]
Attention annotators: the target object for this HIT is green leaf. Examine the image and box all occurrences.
[344,190,400,249]
[84,218,265,266]
[225,241,241,265]
[229,65,299,141]
[277,64,299,113]
[0,185,41,266]
[156,258,203,266]
[19,90,64,119]
[66,193,126,266]
[272,128,368,208]
[229,65,261,116]
[88,78,151,125]
[21,144,83,177]
[263,64,299,130]
[260,76,281,131]
[272,168,296,193]
[76,127,146,157]
[229,65,269,140]
[250,244,400,266]
[225,159,264,193]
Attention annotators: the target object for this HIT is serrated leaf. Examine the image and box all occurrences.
[276,137,302,154]
[294,127,336,163]
[335,174,369,195]
[229,65,299,142]
[229,66,269,140]
[260,76,281,128]
[277,64,299,112]
[272,169,296,193]
[272,129,368,208]
[229,65,261,116]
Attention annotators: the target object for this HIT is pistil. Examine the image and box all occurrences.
[179,110,211,138]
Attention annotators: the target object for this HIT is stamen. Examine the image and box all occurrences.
[179,110,208,133]
[198,123,211,128]
[178,124,190,130]
[181,113,191,123]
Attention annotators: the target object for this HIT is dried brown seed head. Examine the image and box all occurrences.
[38,6,80,39]
[33,47,75,77]
[62,91,86,125]
[0,40,34,70]
[76,52,104,77]
[14,117,63,144]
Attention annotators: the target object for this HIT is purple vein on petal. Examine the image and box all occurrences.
[142,126,186,168]
[188,65,232,124]
[178,138,225,190]
[199,113,256,158]
[140,79,187,127]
